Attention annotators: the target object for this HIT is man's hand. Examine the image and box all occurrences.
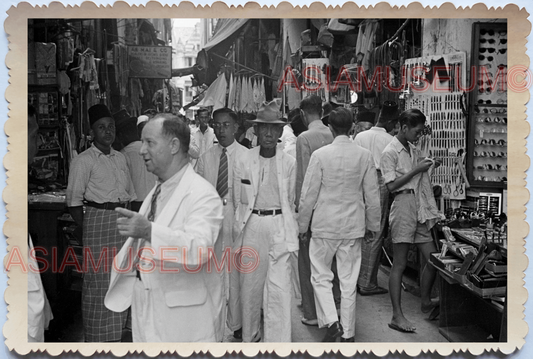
[415,158,434,174]
[116,207,152,240]
[364,230,379,243]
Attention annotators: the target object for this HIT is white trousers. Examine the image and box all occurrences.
[239,214,292,342]
[214,203,234,339]
[310,237,362,339]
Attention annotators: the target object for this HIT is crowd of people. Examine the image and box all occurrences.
[28,93,443,343]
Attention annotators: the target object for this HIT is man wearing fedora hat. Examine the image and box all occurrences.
[233,100,298,342]
[66,103,136,342]
[354,101,399,296]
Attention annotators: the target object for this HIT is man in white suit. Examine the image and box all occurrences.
[298,108,381,342]
[105,113,224,342]
[196,107,248,341]
[233,100,299,342]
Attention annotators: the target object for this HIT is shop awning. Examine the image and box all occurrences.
[189,19,250,86]
[202,19,249,52]
[327,19,358,34]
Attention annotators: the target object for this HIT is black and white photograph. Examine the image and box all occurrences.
[3,1,529,356]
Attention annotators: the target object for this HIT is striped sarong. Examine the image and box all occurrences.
[82,206,127,342]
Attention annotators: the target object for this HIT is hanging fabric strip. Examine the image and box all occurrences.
[227,73,235,110]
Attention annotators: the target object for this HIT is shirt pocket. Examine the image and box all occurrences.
[164,286,207,307]
[240,181,251,205]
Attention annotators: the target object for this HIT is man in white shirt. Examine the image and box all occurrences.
[191,108,216,168]
[354,101,399,296]
[298,107,380,341]
[380,109,440,333]
[197,107,248,341]
[116,116,157,212]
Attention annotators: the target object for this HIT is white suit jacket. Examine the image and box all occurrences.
[233,147,299,255]
[105,164,224,342]
[298,136,381,239]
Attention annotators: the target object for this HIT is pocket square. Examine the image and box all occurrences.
[241,179,251,184]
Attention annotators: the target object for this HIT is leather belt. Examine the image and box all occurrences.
[392,189,415,198]
[85,201,130,210]
[252,209,282,216]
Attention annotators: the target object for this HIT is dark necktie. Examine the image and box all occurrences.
[148,183,162,222]
[216,148,229,198]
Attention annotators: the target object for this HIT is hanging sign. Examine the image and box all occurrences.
[128,46,172,79]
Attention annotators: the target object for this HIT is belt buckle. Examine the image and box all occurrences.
[257,210,265,216]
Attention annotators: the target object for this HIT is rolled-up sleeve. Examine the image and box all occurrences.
[380,149,397,184]
[66,156,90,207]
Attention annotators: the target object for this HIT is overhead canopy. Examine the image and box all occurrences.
[192,19,250,85]
[327,19,358,34]
[203,19,249,52]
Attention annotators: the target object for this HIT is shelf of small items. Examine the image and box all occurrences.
[467,21,507,189]
[472,104,507,184]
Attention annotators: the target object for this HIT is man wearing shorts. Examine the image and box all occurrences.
[380,109,440,333]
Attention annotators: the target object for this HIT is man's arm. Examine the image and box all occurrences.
[232,158,242,212]
[297,154,321,234]
[65,156,90,227]
[380,150,433,193]
[189,134,200,159]
[295,136,311,209]
[362,156,381,234]
[69,206,84,228]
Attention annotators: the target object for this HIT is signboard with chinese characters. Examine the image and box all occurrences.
[128,46,172,79]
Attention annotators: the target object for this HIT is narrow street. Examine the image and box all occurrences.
[222,265,446,343]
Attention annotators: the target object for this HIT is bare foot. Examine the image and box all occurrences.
[389,316,416,333]
[421,298,440,313]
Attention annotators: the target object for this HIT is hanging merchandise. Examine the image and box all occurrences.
[233,75,241,112]
[238,76,247,113]
[197,72,227,110]
[71,48,99,110]
[130,78,144,116]
[113,44,129,97]
[259,77,266,105]
[287,85,301,111]
[252,78,260,111]
[57,36,75,70]
[244,77,256,113]
[355,20,379,71]
[58,70,71,95]
[227,73,235,110]
[214,74,227,110]
[272,40,283,79]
